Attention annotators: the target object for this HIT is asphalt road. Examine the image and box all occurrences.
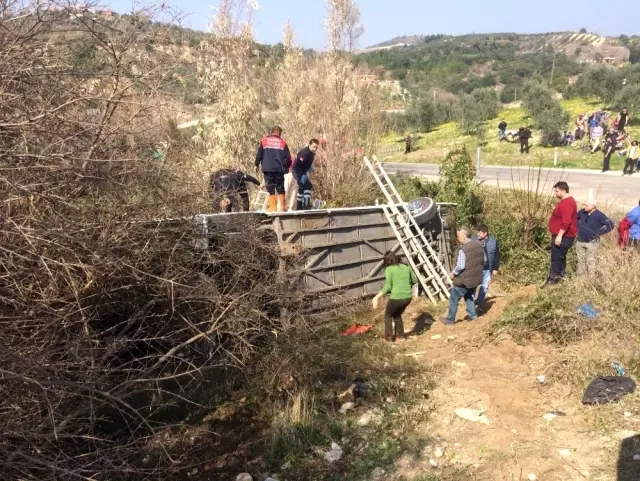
[386,162,640,212]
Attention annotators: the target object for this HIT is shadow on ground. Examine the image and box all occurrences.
[617,434,640,481]
[409,311,435,335]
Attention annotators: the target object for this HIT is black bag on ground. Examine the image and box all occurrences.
[582,376,636,405]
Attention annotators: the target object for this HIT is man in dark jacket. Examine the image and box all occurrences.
[602,129,618,172]
[440,226,484,325]
[404,134,412,154]
[474,224,500,306]
[575,196,614,275]
[209,169,261,213]
[519,126,531,154]
[255,126,292,212]
[293,139,319,210]
[618,107,629,133]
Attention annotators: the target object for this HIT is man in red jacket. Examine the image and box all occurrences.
[543,181,577,287]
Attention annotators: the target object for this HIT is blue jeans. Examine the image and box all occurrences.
[445,285,478,323]
[475,270,492,305]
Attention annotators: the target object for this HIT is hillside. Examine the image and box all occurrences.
[363,32,631,63]
[356,32,636,102]
[380,97,640,170]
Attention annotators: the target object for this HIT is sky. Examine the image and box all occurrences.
[106,0,640,49]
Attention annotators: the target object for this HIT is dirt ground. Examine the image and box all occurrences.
[383,286,639,481]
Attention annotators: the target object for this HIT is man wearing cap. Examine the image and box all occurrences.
[575,196,615,276]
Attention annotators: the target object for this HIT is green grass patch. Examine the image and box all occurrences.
[242,320,438,481]
[384,97,640,170]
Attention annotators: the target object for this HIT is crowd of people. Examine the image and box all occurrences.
[209,126,319,213]
[498,120,532,154]
[497,108,639,174]
[372,223,501,339]
[577,108,638,173]
[373,181,640,334]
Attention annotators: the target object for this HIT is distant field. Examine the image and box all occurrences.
[382,98,640,171]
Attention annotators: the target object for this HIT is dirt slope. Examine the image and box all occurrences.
[386,286,620,481]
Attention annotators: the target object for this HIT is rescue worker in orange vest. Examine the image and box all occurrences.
[255,126,292,212]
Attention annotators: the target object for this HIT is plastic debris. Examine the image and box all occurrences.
[536,375,547,384]
[582,376,636,405]
[429,459,439,468]
[455,408,490,425]
[371,467,385,479]
[434,446,444,458]
[577,303,600,318]
[431,334,442,340]
[452,360,467,368]
[236,474,253,481]
[559,449,571,457]
[342,324,373,336]
[339,402,355,414]
[612,360,626,376]
[624,412,633,417]
[357,409,382,426]
[633,454,640,461]
[528,474,537,481]
[543,413,557,422]
[323,442,343,463]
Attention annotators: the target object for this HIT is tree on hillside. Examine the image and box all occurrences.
[572,65,622,104]
[521,81,571,145]
[614,84,640,113]
[407,98,437,131]
[459,88,500,135]
[521,81,556,118]
[535,104,571,146]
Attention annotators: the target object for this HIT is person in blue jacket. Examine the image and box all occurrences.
[474,224,500,306]
[627,200,640,248]
[292,139,319,210]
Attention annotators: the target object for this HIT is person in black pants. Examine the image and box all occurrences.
[209,169,261,212]
[372,251,418,342]
[404,134,412,154]
[255,126,292,212]
[618,107,629,133]
[602,130,617,172]
[543,181,577,287]
[292,139,319,210]
[518,126,531,154]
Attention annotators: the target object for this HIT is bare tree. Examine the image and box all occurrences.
[325,0,364,52]
[0,2,286,479]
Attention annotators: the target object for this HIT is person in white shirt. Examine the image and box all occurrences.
[590,124,604,153]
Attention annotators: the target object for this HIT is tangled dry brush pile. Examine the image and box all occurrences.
[0,2,283,479]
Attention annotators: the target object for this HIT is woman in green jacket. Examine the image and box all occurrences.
[372,251,418,342]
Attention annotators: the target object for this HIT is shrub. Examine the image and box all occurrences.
[438,148,484,226]
[614,84,640,113]
[459,88,501,135]
[536,104,572,146]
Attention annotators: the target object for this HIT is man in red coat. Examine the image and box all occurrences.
[543,181,577,287]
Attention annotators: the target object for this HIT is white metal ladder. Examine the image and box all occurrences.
[364,155,451,303]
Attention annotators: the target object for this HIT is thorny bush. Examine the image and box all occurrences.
[0,1,285,479]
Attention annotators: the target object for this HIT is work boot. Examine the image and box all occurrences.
[277,193,287,212]
[266,194,277,213]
